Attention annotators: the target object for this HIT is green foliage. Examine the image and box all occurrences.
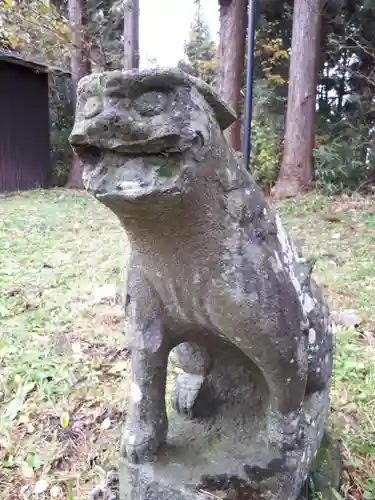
[86,0,124,70]
[256,0,375,196]
[0,190,125,497]
[248,80,285,191]
[177,0,217,85]
[314,128,375,195]
[0,0,69,67]
[49,73,74,186]
[250,120,281,191]
[1,0,124,71]
[319,0,375,121]
[254,22,289,88]
[0,190,374,497]
[277,192,375,500]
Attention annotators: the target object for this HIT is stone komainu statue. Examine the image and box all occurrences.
[70,69,333,500]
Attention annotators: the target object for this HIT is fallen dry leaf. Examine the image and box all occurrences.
[50,485,63,498]
[20,485,30,499]
[19,414,29,424]
[21,464,35,479]
[34,479,48,495]
[71,341,82,354]
[101,417,111,430]
[108,360,128,374]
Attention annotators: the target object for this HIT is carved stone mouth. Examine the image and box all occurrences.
[96,183,181,202]
[71,130,203,162]
[73,144,183,162]
[72,137,200,203]
[76,148,184,203]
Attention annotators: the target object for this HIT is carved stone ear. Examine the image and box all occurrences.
[188,75,237,131]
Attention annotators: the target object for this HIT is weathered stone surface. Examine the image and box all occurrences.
[70,68,334,500]
[308,431,342,498]
[298,431,342,500]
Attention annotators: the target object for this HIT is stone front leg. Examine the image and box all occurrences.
[120,268,170,463]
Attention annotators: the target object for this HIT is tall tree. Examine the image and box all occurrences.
[273,0,322,199]
[178,0,217,86]
[123,0,140,70]
[218,0,248,151]
[68,0,91,88]
[66,0,91,188]
[87,0,125,71]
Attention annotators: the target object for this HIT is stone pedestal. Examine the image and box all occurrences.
[119,391,329,500]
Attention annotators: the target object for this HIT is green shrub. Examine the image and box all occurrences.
[314,132,375,195]
[244,79,285,192]
[49,73,74,187]
[250,119,282,192]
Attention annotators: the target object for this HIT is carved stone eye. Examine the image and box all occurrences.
[133,91,168,117]
[83,97,103,119]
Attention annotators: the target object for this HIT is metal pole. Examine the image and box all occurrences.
[242,0,257,172]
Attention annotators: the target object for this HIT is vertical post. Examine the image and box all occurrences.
[242,0,256,171]
[132,0,140,69]
[124,0,140,70]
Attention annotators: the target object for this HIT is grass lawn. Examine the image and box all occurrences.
[0,189,374,499]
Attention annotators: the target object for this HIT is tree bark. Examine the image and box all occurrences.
[273,0,322,199]
[218,0,247,152]
[66,0,91,189]
[124,0,140,70]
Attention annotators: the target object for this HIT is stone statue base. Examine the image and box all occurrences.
[119,391,329,500]
[91,427,341,500]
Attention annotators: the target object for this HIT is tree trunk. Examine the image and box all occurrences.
[66,0,91,189]
[218,0,247,152]
[124,0,140,70]
[273,0,322,199]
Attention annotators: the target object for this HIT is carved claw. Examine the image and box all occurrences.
[120,423,168,463]
[171,373,205,418]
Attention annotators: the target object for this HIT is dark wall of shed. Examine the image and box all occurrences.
[0,61,50,192]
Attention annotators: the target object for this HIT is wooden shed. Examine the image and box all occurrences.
[0,51,51,192]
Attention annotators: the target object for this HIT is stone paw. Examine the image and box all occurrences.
[120,424,167,463]
[171,373,204,418]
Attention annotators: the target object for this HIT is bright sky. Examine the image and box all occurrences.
[139,0,220,69]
